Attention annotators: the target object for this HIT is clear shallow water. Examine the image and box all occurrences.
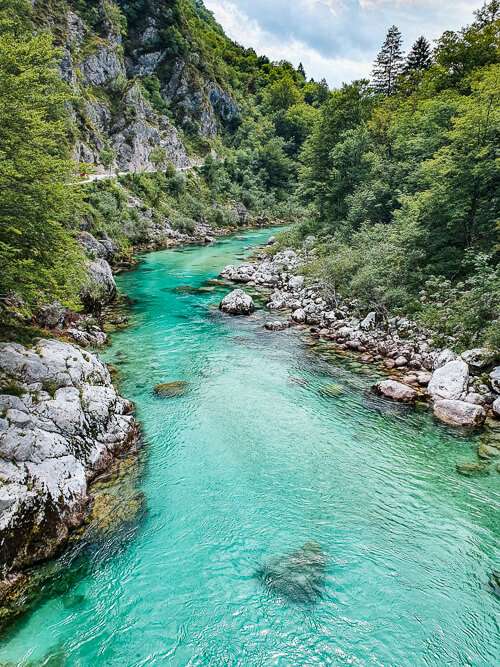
[2,227,499,666]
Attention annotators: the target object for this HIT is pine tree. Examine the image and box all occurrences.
[404,36,432,73]
[298,62,306,78]
[371,25,404,95]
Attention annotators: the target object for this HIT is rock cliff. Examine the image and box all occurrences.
[0,339,138,596]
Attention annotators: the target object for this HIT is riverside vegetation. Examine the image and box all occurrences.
[0,0,499,649]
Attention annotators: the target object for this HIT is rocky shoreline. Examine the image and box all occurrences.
[219,241,500,467]
[0,221,286,626]
[0,339,140,625]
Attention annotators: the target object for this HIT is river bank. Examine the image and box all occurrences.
[0,227,498,665]
[220,243,500,438]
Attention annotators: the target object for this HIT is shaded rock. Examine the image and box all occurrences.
[488,571,500,598]
[433,399,486,427]
[292,308,306,324]
[35,301,67,330]
[81,259,117,311]
[489,367,500,393]
[373,380,417,403]
[77,232,116,260]
[456,462,490,477]
[360,311,377,331]
[428,360,469,401]
[460,348,496,370]
[492,397,500,417]
[219,289,254,315]
[153,381,189,398]
[255,541,327,604]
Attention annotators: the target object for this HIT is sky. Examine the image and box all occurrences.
[204,0,485,87]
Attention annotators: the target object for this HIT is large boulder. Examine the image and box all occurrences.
[490,367,500,393]
[77,231,116,261]
[0,340,137,589]
[428,360,469,401]
[460,348,496,370]
[81,258,117,310]
[219,289,254,315]
[433,399,486,427]
[373,380,417,403]
[433,349,457,370]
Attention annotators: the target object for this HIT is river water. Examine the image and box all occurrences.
[1,227,498,666]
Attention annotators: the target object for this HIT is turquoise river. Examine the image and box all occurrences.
[1,226,499,666]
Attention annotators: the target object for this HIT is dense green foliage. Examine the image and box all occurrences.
[296,2,499,348]
[1,0,498,352]
[0,0,84,315]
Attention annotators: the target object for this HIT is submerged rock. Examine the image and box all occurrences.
[455,462,490,477]
[219,289,254,315]
[153,381,189,398]
[433,399,486,427]
[255,541,327,604]
[373,379,417,403]
[488,571,500,598]
[265,320,289,331]
[319,383,344,397]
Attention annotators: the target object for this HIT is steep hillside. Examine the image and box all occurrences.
[1,0,322,325]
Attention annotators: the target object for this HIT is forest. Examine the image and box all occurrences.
[0,0,498,350]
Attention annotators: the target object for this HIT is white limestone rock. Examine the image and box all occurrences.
[0,339,137,578]
[428,360,469,401]
[219,289,254,315]
[433,399,486,427]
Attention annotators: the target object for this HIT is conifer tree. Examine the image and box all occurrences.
[371,25,404,95]
[404,36,432,73]
[298,62,306,78]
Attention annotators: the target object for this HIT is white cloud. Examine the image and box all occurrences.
[205,0,483,87]
[205,0,372,85]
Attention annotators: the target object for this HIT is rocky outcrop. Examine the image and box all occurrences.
[427,360,469,401]
[433,399,486,427]
[78,232,117,261]
[81,259,117,311]
[81,44,125,87]
[0,339,138,591]
[373,380,417,403]
[219,289,254,315]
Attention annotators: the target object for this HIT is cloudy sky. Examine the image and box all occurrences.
[204,0,484,86]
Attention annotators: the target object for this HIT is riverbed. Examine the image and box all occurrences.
[1,227,498,666]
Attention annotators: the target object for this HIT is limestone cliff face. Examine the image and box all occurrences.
[34,0,239,173]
